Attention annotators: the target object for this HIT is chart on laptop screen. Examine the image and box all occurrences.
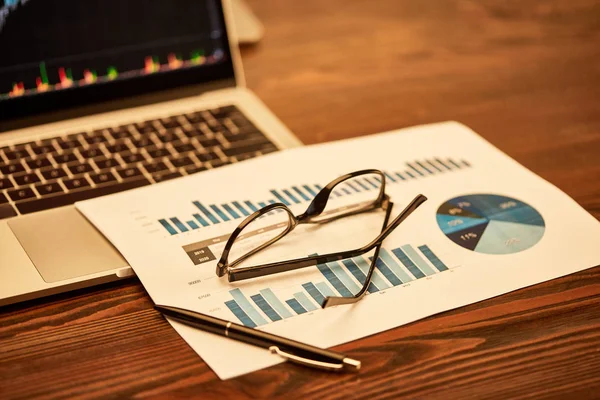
[0,0,227,99]
[76,122,600,379]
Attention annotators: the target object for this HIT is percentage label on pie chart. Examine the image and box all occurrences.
[436,194,545,254]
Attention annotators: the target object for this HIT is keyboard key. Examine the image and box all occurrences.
[8,187,37,201]
[184,112,207,124]
[95,158,121,170]
[27,158,52,169]
[116,166,143,180]
[131,137,155,148]
[109,126,133,139]
[63,177,90,191]
[185,165,207,174]
[68,163,94,175]
[0,178,14,190]
[160,117,180,129]
[142,161,169,173]
[84,134,108,145]
[0,192,7,203]
[105,143,131,153]
[197,152,219,162]
[157,131,180,143]
[0,204,17,220]
[197,138,221,148]
[153,171,182,182]
[169,156,195,167]
[41,167,67,180]
[147,148,171,158]
[57,138,81,150]
[182,126,206,138]
[121,153,145,164]
[80,147,105,159]
[31,144,57,156]
[14,172,41,186]
[35,182,64,196]
[4,148,31,160]
[224,131,267,143]
[90,171,117,185]
[16,178,151,214]
[0,162,26,175]
[135,121,156,134]
[53,152,79,164]
[173,143,196,153]
[209,159,231,168]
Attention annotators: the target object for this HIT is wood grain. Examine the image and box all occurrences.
[1,1,599,398]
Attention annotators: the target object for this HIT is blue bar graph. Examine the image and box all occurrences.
[328,261,361,294]
[379,248,414,283]
[341,259,379,293]
[259,288,293,318]
[407,162,425,177]
[210,205,230,222]
[384,171,397,182]
[225,300,256,328]
[286,299,307,315]
[401,244,435,276]
[302,185,317,197]
[392,248,425,279]
[292,186,311,201]
[193,214,209,227]
[371,256,403,286]
[348,257,390,290]
[426,160,443,172]
[270,190,290,206]
[230,288,267,325]
[159,219,177,235]
[244,200,258,212]
[250,294,282,322]
[448,158,462,168]
[222,203,240,219]
[294,292,317,311]
[416,161,433,174]
[160,157,473,235]
[316,262,353,297]
[395,172,406,181]
[187,220,199,230]
[435,157,452,170]
[283,189,300,204]
[418,245,449,271]
[316,282,336,297]
[232,201,250,216]
[193,201,219,224]
[170,217,188,233]
[302,282,325,306]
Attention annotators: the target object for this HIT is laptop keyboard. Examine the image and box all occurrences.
[0,105,278,220]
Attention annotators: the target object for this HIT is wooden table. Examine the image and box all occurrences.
[2,1,599,398]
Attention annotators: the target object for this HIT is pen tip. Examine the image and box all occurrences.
[343,357,361,371]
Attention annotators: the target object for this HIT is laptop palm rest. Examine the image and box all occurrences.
[8,207,128,283]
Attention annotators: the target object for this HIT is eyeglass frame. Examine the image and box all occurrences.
[215,169,427,308]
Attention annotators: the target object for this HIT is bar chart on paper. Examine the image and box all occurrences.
[223,244,452,327]
[156,157,473,235]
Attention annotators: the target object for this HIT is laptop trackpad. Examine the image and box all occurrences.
[8,207,128,283]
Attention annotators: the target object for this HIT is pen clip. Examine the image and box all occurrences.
[269,346,344,371]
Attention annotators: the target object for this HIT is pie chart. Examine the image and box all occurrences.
[436,194,545,254]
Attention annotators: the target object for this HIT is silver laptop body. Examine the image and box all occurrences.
[0,0,301,306]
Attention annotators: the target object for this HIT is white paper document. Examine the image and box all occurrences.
[77,122,600,379]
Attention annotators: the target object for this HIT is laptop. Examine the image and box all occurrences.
[0,0,302,306]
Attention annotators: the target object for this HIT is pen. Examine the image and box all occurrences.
[154,304,361,372]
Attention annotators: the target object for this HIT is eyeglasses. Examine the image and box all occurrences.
[216,169,427,308]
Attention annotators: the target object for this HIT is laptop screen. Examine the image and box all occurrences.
[0,0,236,121]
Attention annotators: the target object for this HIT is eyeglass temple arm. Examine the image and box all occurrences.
[227,194,428,283]
[321,201,394,308]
